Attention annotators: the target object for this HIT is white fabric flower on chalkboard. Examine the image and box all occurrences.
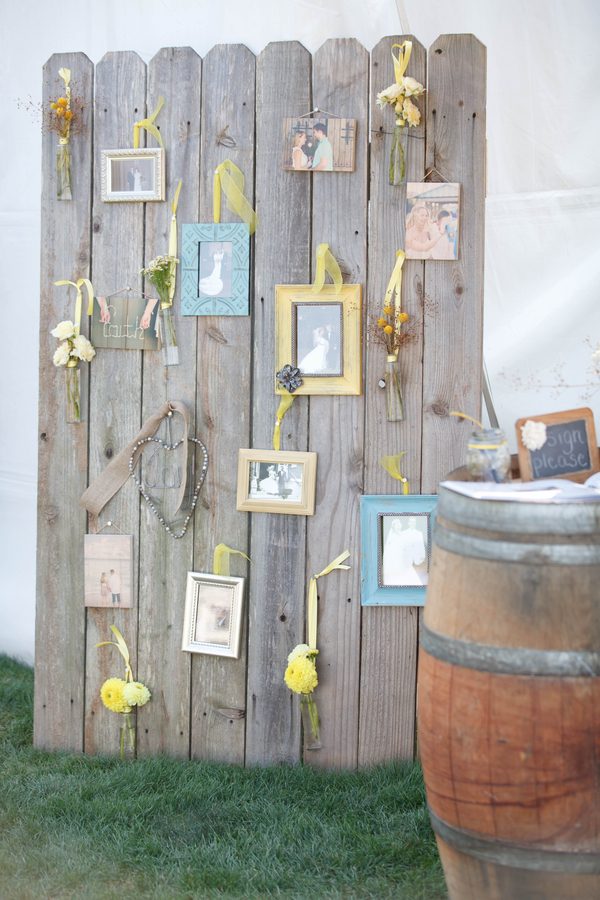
[520,419,547,451]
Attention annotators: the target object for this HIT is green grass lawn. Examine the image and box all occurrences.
[0,654,446,900]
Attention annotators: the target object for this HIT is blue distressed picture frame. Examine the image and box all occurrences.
[181,223,250,315]
[360,495,438,606]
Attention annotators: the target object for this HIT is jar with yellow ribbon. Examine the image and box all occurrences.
[376,42,425,186]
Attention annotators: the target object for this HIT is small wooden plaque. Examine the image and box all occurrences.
[515,407,600,483]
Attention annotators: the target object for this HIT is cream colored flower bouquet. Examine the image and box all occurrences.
[376,42,425,185]
[51,320,95,424]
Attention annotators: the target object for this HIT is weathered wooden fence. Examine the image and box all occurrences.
[35,35,486,767]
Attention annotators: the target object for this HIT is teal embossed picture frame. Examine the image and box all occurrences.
[360,494,438,606]
[181,223,250,315]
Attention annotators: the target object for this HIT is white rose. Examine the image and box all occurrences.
[520,419,547,451]
[51,320,76,340]
[53,341,71,367]
[591,344,600,366]
[71,334,96,362]
[401,76,425,97]
[402,97,421,127]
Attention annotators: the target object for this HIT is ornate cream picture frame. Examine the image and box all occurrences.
[101,148,165,202]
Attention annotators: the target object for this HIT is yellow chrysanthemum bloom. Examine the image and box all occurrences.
[100,678,130,713]
[383,306,393,315]
[284,657,318,695]
[377,317,387,328]
[384,325,394,334]
[123,681,151,707]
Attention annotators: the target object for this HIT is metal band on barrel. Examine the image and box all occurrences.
[428,808,600,874]
[420,623,600,677]
[434,521,600,565]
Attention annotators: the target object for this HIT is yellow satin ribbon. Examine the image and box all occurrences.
[308,551,351,651]
[164,179,183,310]
[381,452,409,494]
[94,625,134,683]
[391,41,413,84]
[213,543,252,577]
[450,411,484,429]
[134,95,165,149]
[273,389,296,451]
[312,243,342,295]
[58,67,71,142]
[213,160,258,235]
[383,249,406,362]
[54,278,95,337]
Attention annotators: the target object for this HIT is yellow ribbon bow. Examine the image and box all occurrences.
[391,41,413,84]
[134,95,165,149]
[383,249,406,362]
[308,551,351,651]
[273,389,296,451]
[213,160,258,235]
[312,243,342,295]
[213,543,252,577]
[381,452,410,494]
[163,179,183,310]
[54,278,95,337]
[94,625,134,683]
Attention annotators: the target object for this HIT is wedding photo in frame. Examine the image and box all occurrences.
[236,449,317,516]
[405,182,460,260]
[101,148,165,202]
[181,572,245,659]
[181,223,250,315]
[84,534,133,608]
[281,116,357,172]
[360,495,438,606]
[275,284,362,395]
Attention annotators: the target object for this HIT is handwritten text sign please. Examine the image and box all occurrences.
[516,408,600,483]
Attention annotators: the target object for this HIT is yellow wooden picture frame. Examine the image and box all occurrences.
[236,449,317,516]
[275,284,362,395]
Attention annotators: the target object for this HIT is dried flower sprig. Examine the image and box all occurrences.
[17,76,89,139]
[367,290,438,356]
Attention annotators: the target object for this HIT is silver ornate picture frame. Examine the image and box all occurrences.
[181,572,245,659]
[101,148,165,202]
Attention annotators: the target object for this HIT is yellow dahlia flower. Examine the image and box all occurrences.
[123,681,151,707]
[284,656,318,695]
[100,678,130,713]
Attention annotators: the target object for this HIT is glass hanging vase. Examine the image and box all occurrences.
[389,120,408,186]
[57,139,72,201]
[159,306,180,367]
[383,356,404,422]
[466,428,511,483]
[301,694,322,751]
[65,363,81,424]
[120,710,137,761]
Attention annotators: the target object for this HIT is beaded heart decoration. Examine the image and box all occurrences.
[129,436,208,540]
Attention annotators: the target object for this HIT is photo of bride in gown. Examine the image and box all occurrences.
[198,241,232,298]
[248,462,303,502]
[381,516,428,587]
[294,303,343,376]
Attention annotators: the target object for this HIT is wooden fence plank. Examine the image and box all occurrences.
[245,41,312,766]
[306,38,369,770]
[189,44,256,764]
[421,35,486,493]
[358,35,427,766]
[84,52,147,755]
[34,52,94,751]
[136,47,202,758]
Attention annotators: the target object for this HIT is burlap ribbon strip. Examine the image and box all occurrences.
[79,400,190,517]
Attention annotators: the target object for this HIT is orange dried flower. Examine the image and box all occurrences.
[398,312,408,322]
[383,306,393,315]
[384,325,394,334]
[57,97,68,108]
[377,317,387,328]
[64,110,73,120]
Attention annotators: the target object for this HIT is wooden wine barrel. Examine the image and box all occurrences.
[418,483,600,900]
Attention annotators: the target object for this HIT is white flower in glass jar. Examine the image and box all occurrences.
[520,419,547,451]
[51,320,76,340]
[71,334,96,362]
[53,341,72,367]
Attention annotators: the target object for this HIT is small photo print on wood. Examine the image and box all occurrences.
[91,296,160,350]
[84,534,133,608]
[516,408,600,483]
[101,148,165,202]
[237,449,317,516]
[405,183,460,260]
[181,223,250,315]
[182,572,245,659]
[293,302,343,376]
[282,117,356,172]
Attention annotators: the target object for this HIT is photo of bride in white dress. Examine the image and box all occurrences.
[381,516,428,587]
[298,327,329,373]
[248,462,303,502]
[198,242,232,298]
[294,303,343,376]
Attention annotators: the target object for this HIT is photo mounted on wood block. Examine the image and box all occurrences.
[282,117,356,172]
[405,182,460,260]
[360,495,438,606]
[182,572,245,659]
[276,285,361,395]
[237,449,317,516]
[181,223,250,315]
[91,296,160,350]
[516,407,600,483]
[84,534,133,608]
[101,148,165,202]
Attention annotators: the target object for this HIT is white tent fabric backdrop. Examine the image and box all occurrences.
[1,0,599,662]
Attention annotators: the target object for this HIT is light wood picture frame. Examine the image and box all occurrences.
[101,148,165,202]
[182,571,245,659]
[275,284,362,395]
[515,407,600,483]
[236,449,317,516]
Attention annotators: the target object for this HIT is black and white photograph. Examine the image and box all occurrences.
[198,241,232,298]
[248,462,303,503]
[293,302,342,376]
[380,514,429,587]
[182,572,245,659]
[110,157,154,193]
[405,182,460,260]
[84,534,133,608]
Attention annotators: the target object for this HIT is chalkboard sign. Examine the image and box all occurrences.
[516,408,600,483]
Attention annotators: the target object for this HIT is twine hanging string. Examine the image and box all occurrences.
[213,160,258,234]
[307,551,351,651]
[133,96,164,148]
